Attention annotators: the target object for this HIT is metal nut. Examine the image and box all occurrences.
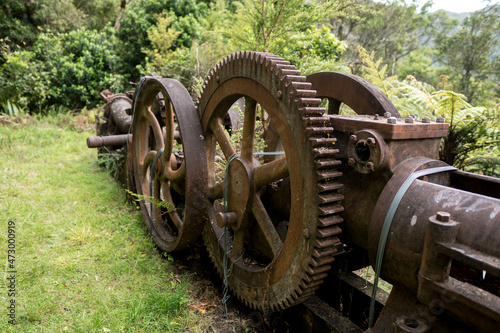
[422,116,431,123]
[367,137,376,147]
[365,162,375,171]
[349,134,358,142]
[374,114,380,120]
[384,112,392,118]
[436,116,446,123]
[405,116,414,123]
[436,212,451,222]
[387,117,397,124]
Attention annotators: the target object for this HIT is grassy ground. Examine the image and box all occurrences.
[0,114,218,332]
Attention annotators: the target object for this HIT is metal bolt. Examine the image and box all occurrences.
[374,114,380,120]
[366,137,376,147]
[348,158,356,166]
[349,134,358,142]
[276,90,282,99]
[384,112,392,118]
[216,212,238,227]
[405,116,414,123]
[303,228,310,239]
[436,212,451,222]
[436,116,445,123]
[366,162,375,171]
[387,117,397,124]
[422,116,431,123]
[252,290,258,299]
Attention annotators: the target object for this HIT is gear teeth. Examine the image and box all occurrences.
[317,170,343,181]
[315,236,342,248]
[300,279,324,289]
[315,159,342,169]
[306,264,331,275]
[317,225,342,238]
[318,181,343,192]
[318,215,343,227]
[313,148,340,157]
[318,203,344,215]
[304,272,328,282]
[318,192,344,204]
[305,117,331,126]
[307,127,334,137]
[297,98,322,108]
[312,255,335,266]
[310,137,337,147]
[313,245,341,258]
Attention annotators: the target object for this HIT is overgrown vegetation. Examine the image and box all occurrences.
[0,116,214,332]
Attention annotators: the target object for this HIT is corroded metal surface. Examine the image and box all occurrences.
[198,52,344,311]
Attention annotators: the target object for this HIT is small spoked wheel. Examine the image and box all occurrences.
[131,76,208,252]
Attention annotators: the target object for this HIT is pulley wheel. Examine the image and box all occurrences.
[131,76,208,252]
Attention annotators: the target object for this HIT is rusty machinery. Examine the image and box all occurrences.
[87,52,500,332]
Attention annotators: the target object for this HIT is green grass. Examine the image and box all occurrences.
[0,116,211,332]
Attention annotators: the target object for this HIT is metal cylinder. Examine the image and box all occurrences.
[87,134,131,148]
[369,160,500,291]
[108,96,132,134]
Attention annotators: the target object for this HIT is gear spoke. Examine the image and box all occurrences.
[145,108,164,148]
[207,182,224,201]
[143,150,157,178]
[253,195,283,256]
[163,102,175,162]
[160,180,183,230]
[253,157,289,189]
[241,97,257,161]
[212,120,236,159]
[166,160,186,182]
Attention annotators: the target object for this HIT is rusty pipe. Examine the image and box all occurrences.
[87,134,131,148]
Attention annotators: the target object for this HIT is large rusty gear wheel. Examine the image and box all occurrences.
[131,76,208,252]
[198,52,344,311]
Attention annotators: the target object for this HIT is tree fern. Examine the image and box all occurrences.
[357,46,500,177]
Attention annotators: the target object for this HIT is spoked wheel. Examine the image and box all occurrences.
[306,72,400,116]
[198,52,345,311]
[131,76,208,252]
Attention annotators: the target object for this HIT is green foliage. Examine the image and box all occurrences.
[0,0,120,50]
[334,0,442,75]
[0,46,51,112]
[229,0,338,54]
[126,189,176,212]
[143,11,183,72]
[0,28,125,113]
[280,25,348,75]
[435,4,500,105]
[358,46,500,177]
[116,0,208,81]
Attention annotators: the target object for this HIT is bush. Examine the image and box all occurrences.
[0,28,125,113]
